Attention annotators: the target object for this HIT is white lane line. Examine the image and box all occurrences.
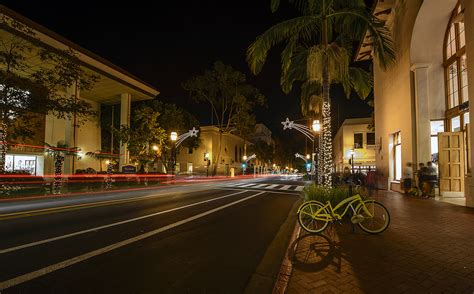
[265,184,279,189]
[294,186,304,191]
[0,190,249,255]
[280,185,292,190]
[0,191,266,291]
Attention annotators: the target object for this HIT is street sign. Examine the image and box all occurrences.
[122,165,137,174]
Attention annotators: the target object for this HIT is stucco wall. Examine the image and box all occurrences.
[44,97,101,174]
[374,0,422,189]
[375,0,458,190]
[334,123,376,172]
[176,128,245,175]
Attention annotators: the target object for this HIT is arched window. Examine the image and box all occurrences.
[444,1,469,131]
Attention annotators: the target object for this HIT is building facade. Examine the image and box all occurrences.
[0,6,159,176]
[333,118,376,173]
[175,126,246,176]
[356,0,474,206]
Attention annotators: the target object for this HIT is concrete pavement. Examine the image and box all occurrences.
[287,190,474,293]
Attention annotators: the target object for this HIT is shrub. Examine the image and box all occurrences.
[302,183,366,207]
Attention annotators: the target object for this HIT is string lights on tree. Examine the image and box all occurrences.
[321,101,333,186]
[105,160,113,189]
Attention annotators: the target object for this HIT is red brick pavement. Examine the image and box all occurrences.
[287,191,474,294]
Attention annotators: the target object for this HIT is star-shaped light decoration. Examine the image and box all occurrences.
[281,118,294,130]
[295,153,301,158]
[189,127,199,137]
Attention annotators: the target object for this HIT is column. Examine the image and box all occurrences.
[119,93,132,169]
[462,0,474,207]
[410,64,432,166]
[63,86,78,175]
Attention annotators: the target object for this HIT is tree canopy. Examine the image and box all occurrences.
[0,17,98,173]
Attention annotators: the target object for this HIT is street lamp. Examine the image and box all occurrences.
[170,132,178,142]
[204,152,210,177]
[312,120,322,184]
[306,154,311,160]
[152,145,158,151]
[243,155,248,161]
[312,120,321,132]
[349,149,355,174]
[170,132,178,178]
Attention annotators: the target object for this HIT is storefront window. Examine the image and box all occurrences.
[445,2,468,110]
[430,120,444,163]
[430,120,445,135]
[4,155,37,175]
[354,133,363,149]
[464,112,470,127]
[451,116,461,132]
[393,132,401,181]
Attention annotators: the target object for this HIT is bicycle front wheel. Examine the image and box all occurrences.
[298,202,329,233]
[356,200,390,234]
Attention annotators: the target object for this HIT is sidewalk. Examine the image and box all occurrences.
[286,191,474,293]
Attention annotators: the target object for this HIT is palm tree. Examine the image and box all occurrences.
[45,141,79,194]
[247,0,395,186]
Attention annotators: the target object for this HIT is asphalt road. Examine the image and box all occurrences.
[0,176,303,293]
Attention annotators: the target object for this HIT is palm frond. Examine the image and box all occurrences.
[271,0,281,12]
[246,16,320,75]
[306,44,349,83]
[300,80,322,116]
[281,48,308,93]
[366,16,396,70]
[349,67,373,100]
[329,9,396,70]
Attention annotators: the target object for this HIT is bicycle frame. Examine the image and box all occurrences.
[298,194,373,222]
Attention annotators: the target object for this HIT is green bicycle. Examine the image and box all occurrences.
[297,194,390,234]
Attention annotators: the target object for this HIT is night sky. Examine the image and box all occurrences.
[1,0,372,145]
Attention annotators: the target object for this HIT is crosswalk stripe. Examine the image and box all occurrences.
[240,183,256,187]
[265,184,279,189]
[253,184,268,188]
[294,186,304,191]
[231,183,247,187]
[280,185,292,190]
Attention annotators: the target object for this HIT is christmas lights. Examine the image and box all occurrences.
[175,127,199,147]
[53,154,64,194]
[294,153,307,162]
[321,101,333,186]
[281,118,315,142]
[105,161,113,189]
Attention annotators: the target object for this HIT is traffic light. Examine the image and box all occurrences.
[306,162,311,171]
[242,163,247,169]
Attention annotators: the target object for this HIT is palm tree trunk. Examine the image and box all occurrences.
[321,2,333,187]
[53,154,64,194]
[0,123,7,174]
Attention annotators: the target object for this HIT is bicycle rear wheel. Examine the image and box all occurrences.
[356,200,390,234]
[298,202,329,233]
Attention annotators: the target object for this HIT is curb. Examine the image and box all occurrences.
[272,216,301,294]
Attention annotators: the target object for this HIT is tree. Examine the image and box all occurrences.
[183,61,265,175]
[0,16,98,173]
[114,105,167,171]
[44,141,79,194]
[143,100,201,173]
[249,140,274,169]
[247,0,395,186]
